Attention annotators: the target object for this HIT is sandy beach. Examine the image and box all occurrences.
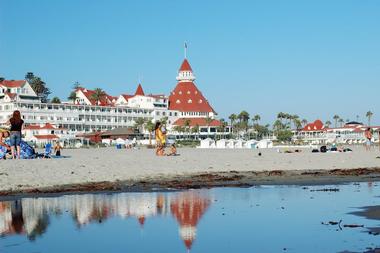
[1,146,380,196]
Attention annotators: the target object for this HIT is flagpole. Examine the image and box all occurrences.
[184,42,187,59]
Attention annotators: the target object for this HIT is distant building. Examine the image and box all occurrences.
[293,119,380,144]
[0,55,228,140]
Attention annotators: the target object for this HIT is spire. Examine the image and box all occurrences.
[176,59,195,82]
[134,83,145,96]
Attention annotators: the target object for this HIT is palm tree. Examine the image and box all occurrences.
[90,88,106,105]
[366,111,373,126]
[184,119,191,139]
[145,120,155,145]
[291,114,299,129]
[238,111,250,123]
[191,124,200,139]
[72,81,82,90]
[68,91,78,104]
[50,97,61,104]
[333,115,340,128]
[301,119,308,127]
[228,114,237,138]
[252,114,261,124]
[325,120,332,128]
[205,117,213,139]
[338,118,344,127]
[134,118,146,134]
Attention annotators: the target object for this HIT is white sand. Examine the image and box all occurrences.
[1,147,380,192]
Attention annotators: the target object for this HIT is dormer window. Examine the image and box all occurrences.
[187,91,190,94]
[176,99,181,104]
[188,99,192,103]
[179,91,182,95]
[199,99,203,103]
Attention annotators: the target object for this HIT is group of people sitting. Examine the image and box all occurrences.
[0,110,62,159]
[154,121,177,156]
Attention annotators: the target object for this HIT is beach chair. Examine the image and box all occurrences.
[44,143,52,158]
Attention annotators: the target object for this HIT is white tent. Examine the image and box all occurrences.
[199,138,215,148]
[245,140,258,149]
[216,139,227,149]
[234,139,246,149]
[257,139,273,149]
[115,138,126,145]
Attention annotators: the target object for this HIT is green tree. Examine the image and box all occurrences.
[228,114,237,137]
[325,120,332,128]
[25,72,51,103]
[184,119,191,139]
[160,116,168,126]
[90,88,106,105]
[145,120,155,145]
[50,97,61,104]
[338,118,344,127]
[0,77,4,82]
[205,116,213,138]
[277,130,293,143]
[68,91,78,104]
[134,118,146,133]
[301,119,308,127]
[191,124,200,139]
[366,111,373,126]
[333,115,340,128]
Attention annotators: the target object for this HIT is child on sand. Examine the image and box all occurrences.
[167,143,178,156]
[54,141,62,156]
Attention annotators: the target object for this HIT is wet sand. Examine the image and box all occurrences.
[1,147,380,196]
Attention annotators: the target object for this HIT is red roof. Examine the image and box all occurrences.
[121,94,133,101]
[169,82,215,113]
[134,84,145,96]
[77,88,114,106]
[179,59,192,72]
[24,123,58,130]
[173,118,221,127]
[303,120,324,132]
[4,92,17,99]
[33,134,59,140]
[0,80,25,88]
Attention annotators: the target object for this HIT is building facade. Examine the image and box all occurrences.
[0,57,224,141]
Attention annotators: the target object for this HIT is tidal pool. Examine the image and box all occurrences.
[1,183,379,253]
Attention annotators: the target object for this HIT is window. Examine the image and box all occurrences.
[188,99,192,103]
[176,99,181,104]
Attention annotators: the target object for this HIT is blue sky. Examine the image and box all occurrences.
[1,0,379,125]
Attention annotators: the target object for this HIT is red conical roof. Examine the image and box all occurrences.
[135,84,145,96]
[179,59,192,72]
[169,82,215,113]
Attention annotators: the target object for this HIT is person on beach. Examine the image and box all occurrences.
[0,129,10,159]
[167,143,178,156]
[0,129,10,150]
[155,121,165,156]
[6,110,24,159]
[364,128,372,151]
[54,141,62,157]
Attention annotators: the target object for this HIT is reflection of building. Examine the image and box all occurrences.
[0,191,211,249]
[170,192,211,251]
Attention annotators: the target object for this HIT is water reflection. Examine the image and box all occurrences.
[0,191,211,250]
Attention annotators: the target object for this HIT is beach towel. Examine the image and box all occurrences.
[4,140,35,159]
[0,146,7,159]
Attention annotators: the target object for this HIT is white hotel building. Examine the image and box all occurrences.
[0,58,223,142]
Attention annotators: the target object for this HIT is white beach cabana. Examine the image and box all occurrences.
[199,138,215,148]
[216,139,227,149]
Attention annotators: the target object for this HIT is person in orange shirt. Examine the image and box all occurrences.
[155,121,165,156]
[364,128,373,151]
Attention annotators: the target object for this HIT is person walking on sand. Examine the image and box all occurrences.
[364,128,372,151]
[6,110,24,159]
[155,121,165,156]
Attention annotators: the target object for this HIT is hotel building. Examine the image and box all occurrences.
[0,57,224,142]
